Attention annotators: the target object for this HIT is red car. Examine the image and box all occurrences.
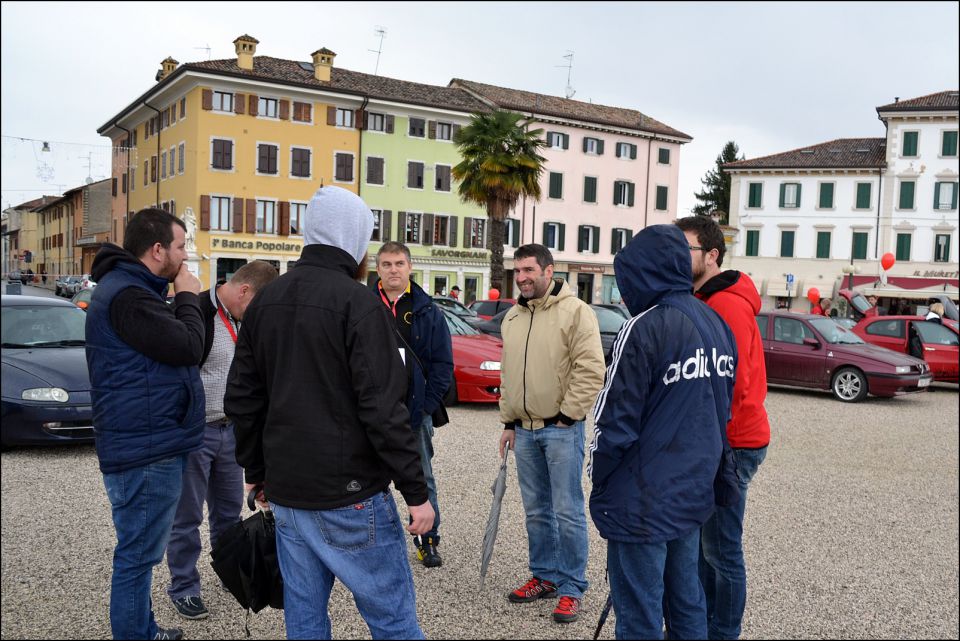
[757,311,931,402]
[467,298,517,320]
[438,308,502,404]
[851,316,959,383]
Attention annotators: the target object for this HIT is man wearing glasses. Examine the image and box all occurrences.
[675,216,770,640]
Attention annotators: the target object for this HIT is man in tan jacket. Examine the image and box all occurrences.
[498,243,605,624]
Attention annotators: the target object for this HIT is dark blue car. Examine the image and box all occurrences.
[1,295,94,449]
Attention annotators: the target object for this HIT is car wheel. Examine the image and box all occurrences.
[832,367,868,402]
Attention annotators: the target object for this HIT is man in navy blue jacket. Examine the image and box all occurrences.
[375,241,454,567]
[589,224,738,640]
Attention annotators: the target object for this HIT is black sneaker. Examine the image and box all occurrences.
[416,536,443,568]
[507,576,558,603]
[172,594,209,620]
[154,628,184,640]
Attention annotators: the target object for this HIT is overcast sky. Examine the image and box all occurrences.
[2,1,957,214]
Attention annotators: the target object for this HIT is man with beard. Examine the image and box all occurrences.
[85,208,205,641]
[675,215,770,640]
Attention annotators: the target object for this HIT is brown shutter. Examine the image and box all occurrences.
[234,93,245,115]
[423,214,435,246]
[382,210,392,241]
[245,199,256,233]
[356,108,366,130]
[279,99,290,120]
[385,114,395,134]
[278,201,290,236]
[232,198,244,232]
[326,105,336,126]
[448,216,458,247]
[171,102,177,121]
[407,162,417,188]
[397,212,407,242]
[463,217,472,248]
[304,102,312,122]
[248,94,258,117]
[291,102,301,121]
[200,195,211,231]
[452,124,461,140]
[428,120,437,139]
[112,177,118,197]
[202,89,213,110]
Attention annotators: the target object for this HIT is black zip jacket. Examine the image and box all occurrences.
[224,244,427,510]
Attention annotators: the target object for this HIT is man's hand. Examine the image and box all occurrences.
[244,482,269,511]
[499,429,516,459]
[406,501,435,535]
[173,262,201,295]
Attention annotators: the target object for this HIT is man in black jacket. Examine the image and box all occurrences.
[225,185,433,639]
[165,260,278,620]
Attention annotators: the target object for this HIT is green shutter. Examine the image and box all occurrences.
[613,181,620,205]
[584,176,597,203]
[512,219,520,247]
[856,183,871,209]
[816,231,831,258]
[779,183,786,207]
[853,232,868,260]
[611,229,619,254]
[558,224,565,251]
[630,144,637,159]
[781,231,794,258]
[656,186,668,211]
[748,183,762,208]
[903,131,918,157]
[582,137,589,153]
[597,140,604,155]
[899,181,915,209]
[562,134,569,150]
[934,182,942,209]
[896,233,911,261]
[746,230,759,257]
[577,225,585,252]
[819,183,834,209]
[953,183,959,209]
[658,148,670,164]
[549,172,563,199]
[795,184,802,208]
[592,226,600,253]
[943,131,958,156]
[628,182,635,207]
[542,222,550,246]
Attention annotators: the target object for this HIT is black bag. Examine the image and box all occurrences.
[210,492,284,614]
[393,328,451,427]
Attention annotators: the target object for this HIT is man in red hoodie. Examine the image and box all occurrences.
[675,216,770,640]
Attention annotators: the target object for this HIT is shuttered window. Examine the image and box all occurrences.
[902,131,918,157]
[942,131,958,157]
[816,231,831,259]
[549,172,563,199]
[257,144,278,174]
[934,182,958,210]
[291,148,311,178]
[212,139,232,169]
[898,181,915,209]
[818,183,834,209]
[745,230,759,257]
[583,176,597,203]
[435,165,451,192]
[409,118,425,137]
[656,186,668,211]
[852,232,868,260]
[934,234,951,263]
[748,183,762,208]
[658,148,670,164]
[895,233,912,261]
[335,153,354,182]
[780,230,795,258]
[855,183,871,209]
[366,157,384,185]
[407,162,424,189]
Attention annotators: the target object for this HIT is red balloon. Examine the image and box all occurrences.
[807,288,820,304]
[881,252,895,271]
[488,288,500,300]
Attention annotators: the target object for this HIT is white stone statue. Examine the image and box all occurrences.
[183,207,197,253]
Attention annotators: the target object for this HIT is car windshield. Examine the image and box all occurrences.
[849,293,872,314]
[434,298,476,318]
[1,304,87,347]
[810,318,864,344]
[592,306,627,334]
[440,309,480,336]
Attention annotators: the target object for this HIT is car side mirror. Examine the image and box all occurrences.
[803,337,821,349]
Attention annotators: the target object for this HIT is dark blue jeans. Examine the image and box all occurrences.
[166,421,243,600]
[412,415,440,544]
[608,528,706,640]
[102,455,186,639]
[699,446,767,640]
[272,492,423,640]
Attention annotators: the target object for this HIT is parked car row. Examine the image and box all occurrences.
[55,274,95,297]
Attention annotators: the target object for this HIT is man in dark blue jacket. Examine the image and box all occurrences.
[86,208,205,641]
[374,241,454,567]
[588,224,738,640]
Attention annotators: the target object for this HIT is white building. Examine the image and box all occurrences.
[724,90,958,312]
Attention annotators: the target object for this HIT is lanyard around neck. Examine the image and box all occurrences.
[216,304,238,343]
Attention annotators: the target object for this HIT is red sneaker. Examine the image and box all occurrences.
[507,577,558,603]
[552,595,580,623]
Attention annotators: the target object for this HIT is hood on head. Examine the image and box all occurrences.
[614,225,692,316]
[303,186,374,265]
[91,244,142,282]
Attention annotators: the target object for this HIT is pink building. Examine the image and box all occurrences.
[452,79,691,303]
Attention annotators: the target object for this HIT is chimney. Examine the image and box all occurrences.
[894,96,900,103]
[156,56,179,82]
[233,34,259,71]
[311,48,336,82]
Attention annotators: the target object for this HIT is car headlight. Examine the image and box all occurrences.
[895,366,911,374]
[21,388,70,403]
[480,361,501,371]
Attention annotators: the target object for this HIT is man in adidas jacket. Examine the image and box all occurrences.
[588,224,737,640]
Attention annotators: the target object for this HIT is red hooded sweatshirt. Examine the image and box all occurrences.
[696,271,771,449]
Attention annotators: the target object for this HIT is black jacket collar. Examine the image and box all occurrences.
[294,244,359,277]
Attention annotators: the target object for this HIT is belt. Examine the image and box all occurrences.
[207,417,230,427]
[511,413,566,431]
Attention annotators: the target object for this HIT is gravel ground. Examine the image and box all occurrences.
[2,386,958,640]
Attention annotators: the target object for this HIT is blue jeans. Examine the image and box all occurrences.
[699,446,767,640]
[271,492,423,640]
[609,528,706,640]
[514,421,589,598]
[102,455,187,640]
[412,415,441,544]
[166,421,243,600]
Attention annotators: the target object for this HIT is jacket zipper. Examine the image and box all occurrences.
[522,307,534,426]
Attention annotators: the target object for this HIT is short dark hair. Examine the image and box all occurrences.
[376,241,412,264]
[514,244,554,271]
[674,215,726,267]
[230,260,279,292]
[123,208,185,259]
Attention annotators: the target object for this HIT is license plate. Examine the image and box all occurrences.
[918,377,932,388]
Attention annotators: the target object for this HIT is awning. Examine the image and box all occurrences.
[847,274,959,299]
[764,278,803,298]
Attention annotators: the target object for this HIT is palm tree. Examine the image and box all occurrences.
[453,111,547,292]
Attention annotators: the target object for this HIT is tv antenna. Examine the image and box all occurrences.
[194,44,212,60]
[557,51,575,99]
[369,27,387,75]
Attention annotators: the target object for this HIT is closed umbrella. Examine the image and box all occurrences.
[479,442,511,589]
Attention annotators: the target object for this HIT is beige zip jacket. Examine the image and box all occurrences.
[498,279,606,429]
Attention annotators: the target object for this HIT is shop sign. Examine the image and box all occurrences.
[430,249,488,259]
[571,263,606,274]
[211,237,302,252]
[912,269,959,278]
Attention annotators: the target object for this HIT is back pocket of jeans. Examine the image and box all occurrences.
[313,499,376,551]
